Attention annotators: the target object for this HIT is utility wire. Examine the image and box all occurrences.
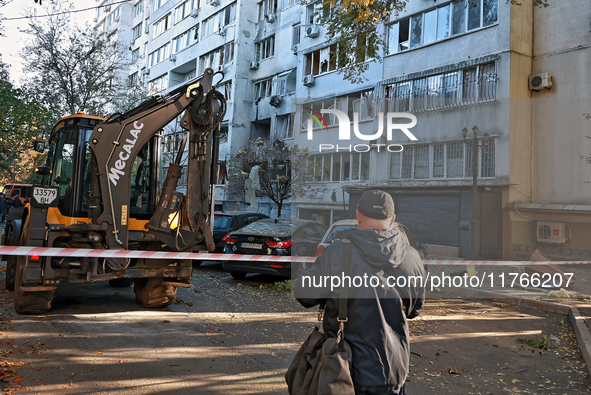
[0,0,132,21]
[0,0,16,10]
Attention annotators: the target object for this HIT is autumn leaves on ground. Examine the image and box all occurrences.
[0,262,590,394]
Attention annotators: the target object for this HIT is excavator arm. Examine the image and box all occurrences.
[88,68,225,255]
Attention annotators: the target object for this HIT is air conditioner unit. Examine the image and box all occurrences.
[143,68,150,76]
[207,0,220,6]
[529,73,552,91]
[269,95,282,107]
[249,61,259,70]
[170,54,176,62]
[104,4,111,11]
[217,27,226,36]
[306,25,319,38]
[303,74,315,87]
[291,45,298,54]
[536,221,569,244]
[114,15,120,22]
[217,65,224,72]
[265,14,276,23]
[190,8,199,18]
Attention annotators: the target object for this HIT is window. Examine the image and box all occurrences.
[221,80,232,101]
[306,1,324,25]
[292,24,301,47]
[258,0,277,20]
[153,13,171,39]
[300,99,340,129]
[148,43,171,67]
[174,0,197,23]
[133,0,144,17]
[276,115,292,139]
[387,0,497,53]
[351,91,374,121]
[128,72,139,87]
[452,0,466,35]
[254,78,272,100]
[148,74,168,95]
[308,152,369,182]
[199,42,234,71]
[305,43,346,76]
[172,25,199,53]
[255,35,275,61]
[153,0,170,12]
[283,0,297,9]
[132,23,142,40]
[384,61,497,112]
[202,2,236,37]
[172,69,196,86]
[272,77,292,96]
[389,139,495,180]
[131,48,140,63]
[220,123,229,144]
[105,7,120,27]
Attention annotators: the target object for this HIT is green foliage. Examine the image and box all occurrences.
[271,279,292,293]
[20,0,145,118]
[0,60,54,185]
[517,335,556,351]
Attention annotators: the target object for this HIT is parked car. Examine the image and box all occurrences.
[213,211,270,252]
[222,218,328,279]
[316,219,426,258]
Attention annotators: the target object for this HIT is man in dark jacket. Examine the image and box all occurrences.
[10,193,22,208]
[294,190,426,395]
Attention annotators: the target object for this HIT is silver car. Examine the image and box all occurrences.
[316,219,425,258]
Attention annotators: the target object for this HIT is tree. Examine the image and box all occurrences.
[321,0,551,83]
[0,60,54,185]
[20,1,141,118]
[228,139,317,217]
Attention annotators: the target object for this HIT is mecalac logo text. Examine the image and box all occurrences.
[108,121,144,186]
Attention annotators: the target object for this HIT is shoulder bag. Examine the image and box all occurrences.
[285,241,355,395]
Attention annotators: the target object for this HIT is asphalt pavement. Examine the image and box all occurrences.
[0,261,590,394]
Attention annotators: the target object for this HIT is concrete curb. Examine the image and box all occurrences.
[459,287,591,376]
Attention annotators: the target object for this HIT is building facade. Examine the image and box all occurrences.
[95,0,591,259]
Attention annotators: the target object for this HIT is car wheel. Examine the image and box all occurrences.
[230,271,247,280]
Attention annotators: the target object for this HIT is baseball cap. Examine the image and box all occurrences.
[357,190,395,219]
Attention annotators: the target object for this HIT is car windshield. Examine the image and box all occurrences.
[214,215,232,229]
[239,220,296,236]
[323,224,359,243]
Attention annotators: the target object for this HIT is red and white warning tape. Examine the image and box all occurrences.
[0,246,590,266]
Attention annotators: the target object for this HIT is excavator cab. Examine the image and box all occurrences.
[42,115,158,221]
[4,68,226,314]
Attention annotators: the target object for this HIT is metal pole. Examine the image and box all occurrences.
[470,135,480,260]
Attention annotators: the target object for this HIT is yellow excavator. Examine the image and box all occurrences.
[3,68,226,314]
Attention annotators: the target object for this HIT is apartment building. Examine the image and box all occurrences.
[294,0,591,260]
[95,0,591,259]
